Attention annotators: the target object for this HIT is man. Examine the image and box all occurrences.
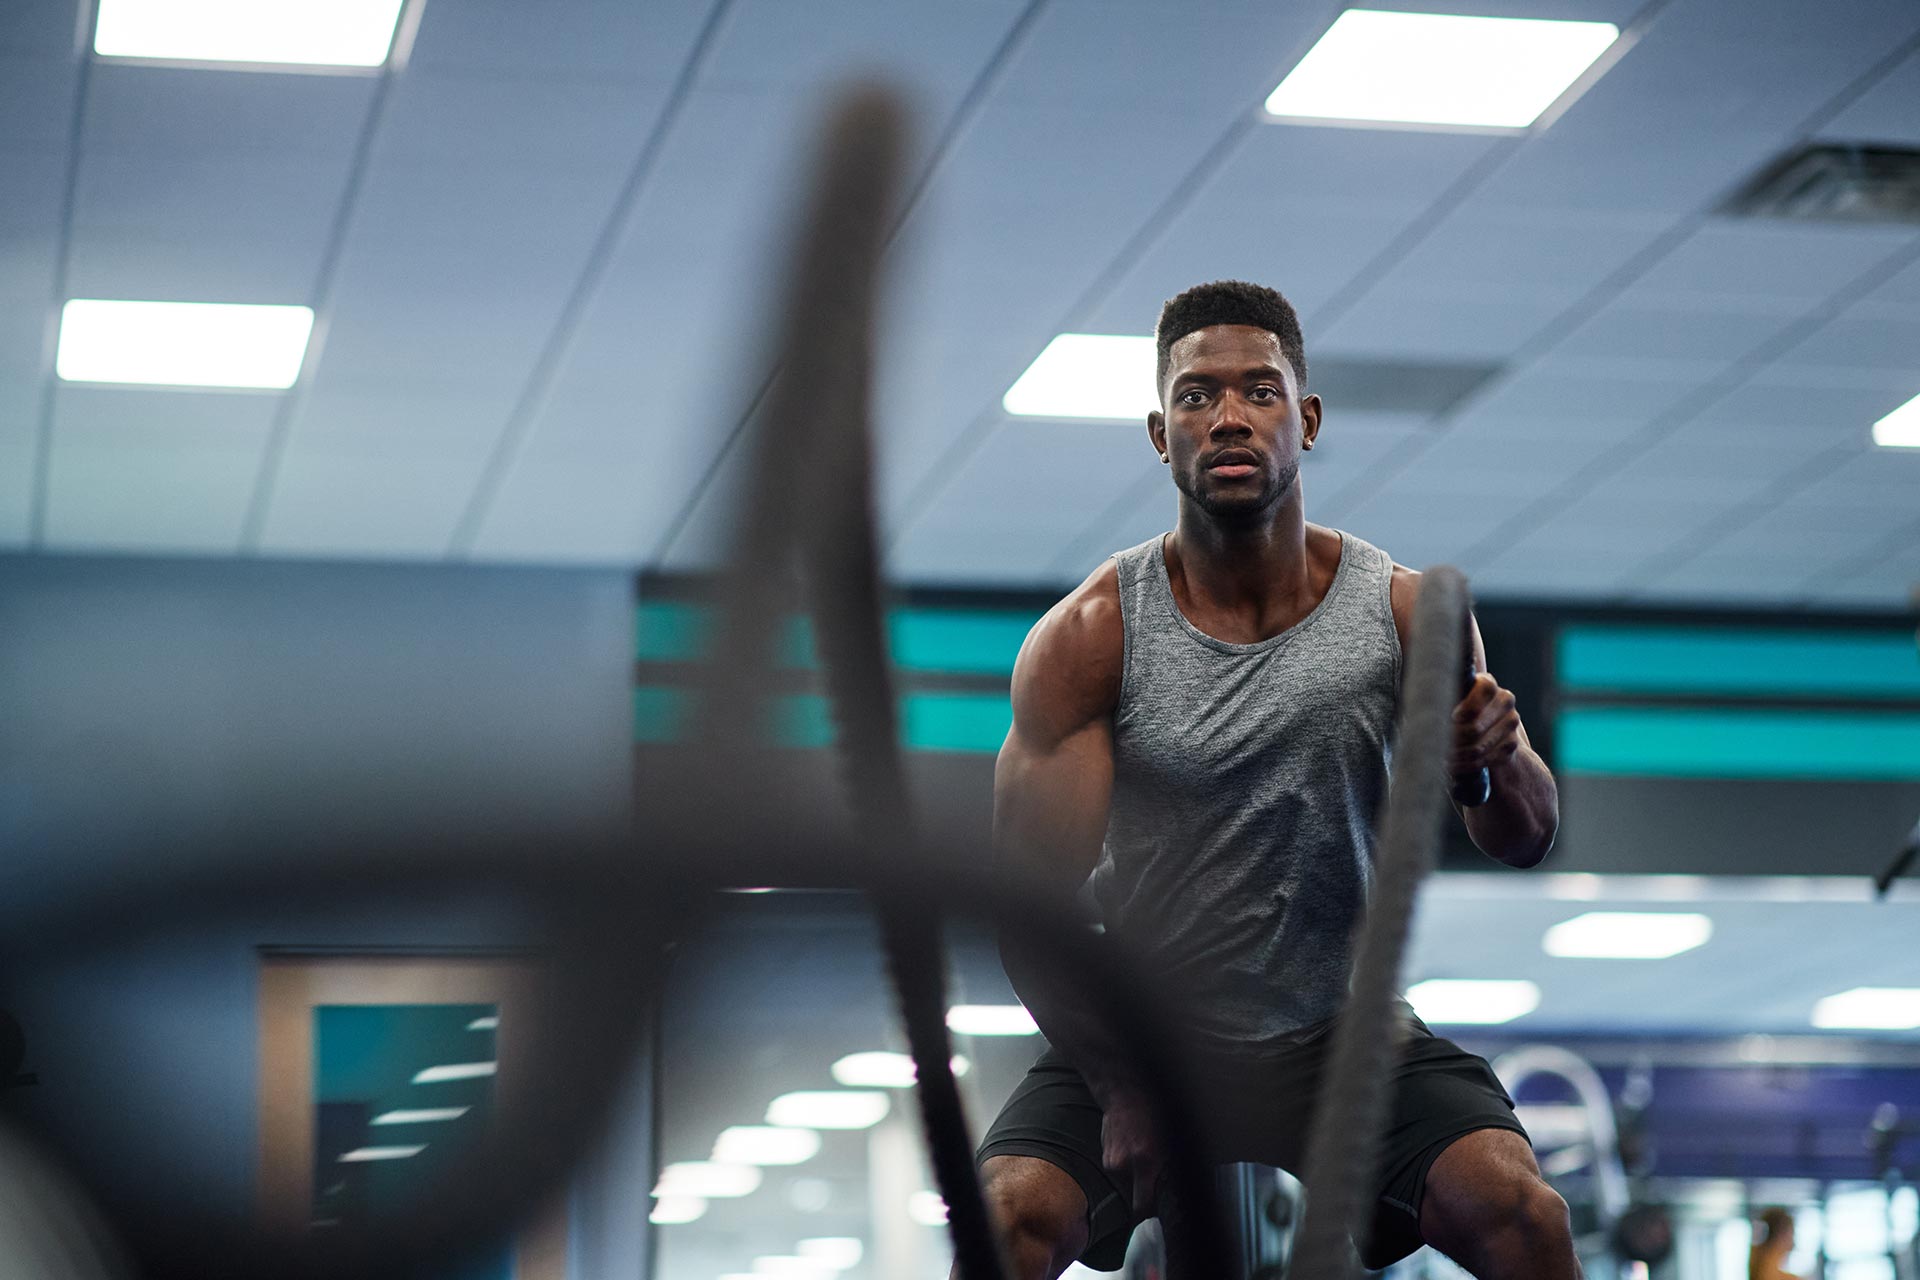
[1749,1208,1802,1280]
[966,281,1573,1278]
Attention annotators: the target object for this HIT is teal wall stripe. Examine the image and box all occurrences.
[902,691,1015,753]
[1558,705,1920,780]
[636,602,1039,676]
[1558,625,1920,698]
[633,684,1011,754]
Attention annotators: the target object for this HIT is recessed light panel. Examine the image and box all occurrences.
[57,300,314,389]
[1542,911,1713,959]
[764,1091,890,1130]
[797,1238,864,1268]
[830,1050,970,1087]
[906,1191,949,1226]
[648,1195,707,1225]
[1003,334,1157,420]
[711,1125,821,1166]
[1265,10,1620,130]
[946,1004,1040,1036]
[1872,393,1920,448]
[1405,978,1541,1024]
[94,0,405,68]
[651,1160,762,1199]
[1811,987,1920,1030]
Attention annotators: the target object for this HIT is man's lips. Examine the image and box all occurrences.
[1205,449,1260,478]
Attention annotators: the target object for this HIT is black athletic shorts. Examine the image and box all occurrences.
[974,1011,1526,1271]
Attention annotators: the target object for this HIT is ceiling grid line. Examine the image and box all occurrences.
[23,46,94,546]
[1452,232,1920,578]
[646,0,1059,569]
[443,0,742,559]
[1790,511,1920,599]
[234,71,399,551]
[1302,0,1677,341]
[1024,0,1677,573]
[1308,24,1920,533]
[880,114,1263,549]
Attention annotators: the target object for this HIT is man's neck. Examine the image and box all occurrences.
[1165,492,1316,619]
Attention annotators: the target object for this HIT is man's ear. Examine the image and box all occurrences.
[1147,409,1168,460]
[1300,393,1322,450]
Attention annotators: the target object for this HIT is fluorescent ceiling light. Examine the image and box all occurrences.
[411,1061,496,1084]
[1872,393,1920,448]
[1406,978,1541,1025]
[57,299,314,390]
[753,1258,836,1278]
[765,1091,890,1130]
[93,0,405,68]
[712,1125,822,1166]
[648,1194,707,1225]
[337,1145,425,1162]
[1811,987,1920,1030]
[830,1051,971,1088]
[1541,911,1713,959]
[370,1107,470,1126]
[1265,10,1620,130]
[760,1090,887,1128]
[946,1004,1040,1036]
[797,1238,864,1268]
[652,1160,762,1199]
[1003,334,1157,420]
[467,1015,498,1031]
[907,1190,949,1227]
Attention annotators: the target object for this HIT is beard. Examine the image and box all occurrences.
[1179,457,1300,524]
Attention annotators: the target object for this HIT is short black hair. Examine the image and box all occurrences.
[1155,280,1307,394]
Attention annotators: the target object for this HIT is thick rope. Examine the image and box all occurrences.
[1286,567,1472,1280]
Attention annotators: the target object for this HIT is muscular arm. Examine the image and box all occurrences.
[1391,567,1559,868]
[992,565,1131,1096]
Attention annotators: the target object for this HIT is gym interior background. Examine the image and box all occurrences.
[1,1,1917,1278]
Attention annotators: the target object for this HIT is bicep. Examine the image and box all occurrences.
[993,714,1113,892]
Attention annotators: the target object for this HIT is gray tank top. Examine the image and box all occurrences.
[1090,530,1400,1058]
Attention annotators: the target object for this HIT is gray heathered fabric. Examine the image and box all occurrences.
[1090,530,1401,1058]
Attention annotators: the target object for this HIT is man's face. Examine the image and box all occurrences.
[1149,324,1319,524]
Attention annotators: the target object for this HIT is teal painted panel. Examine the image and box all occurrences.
[632,686,688,744]
[890,608,1036,675]
[635,601,707,663]
[771,693,834,748]
[639,601,1038,675]
[903,691,1013,753]
[634,687,1012,753]
[1559,625,1920,697]
[1559,706,1920,779]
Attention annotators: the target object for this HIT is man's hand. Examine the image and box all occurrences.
[1097,1084,1165,1215]
[1450,672,1522,786]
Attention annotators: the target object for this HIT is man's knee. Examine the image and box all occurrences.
[970,1155,1090,1280]
[1421,1130,1574,1266]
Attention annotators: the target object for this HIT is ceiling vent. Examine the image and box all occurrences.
[1721,142,1920,225]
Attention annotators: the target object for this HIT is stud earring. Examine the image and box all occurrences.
[1160,453,1168,463]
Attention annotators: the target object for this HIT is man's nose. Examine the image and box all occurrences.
[1208,406,1253,438]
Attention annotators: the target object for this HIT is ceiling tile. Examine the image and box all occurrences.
[0,55,77,146]
[0,1,78,58]
[81,63,377,157]
[1815,45,1920,146]
[44,386,278,551]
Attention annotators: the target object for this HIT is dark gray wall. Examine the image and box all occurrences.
[0,553,647,1279]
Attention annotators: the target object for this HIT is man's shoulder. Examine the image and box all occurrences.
[1010,559,1124,727]
[1335,524,1419,643]
[1026,558,1124,675]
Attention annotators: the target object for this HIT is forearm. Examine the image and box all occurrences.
[1462,744,1559,867]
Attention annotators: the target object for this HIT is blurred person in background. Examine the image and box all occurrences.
[1750,1207,1801,1280]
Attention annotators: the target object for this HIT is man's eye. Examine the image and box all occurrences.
[1251,386,1278,401]
[1180,389,1207,405]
